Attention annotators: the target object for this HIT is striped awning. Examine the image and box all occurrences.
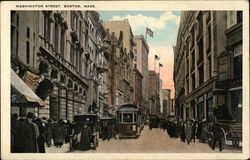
[11,69,45,106]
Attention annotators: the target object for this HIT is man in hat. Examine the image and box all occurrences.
[23,112,39,153]
[80,123,92,150]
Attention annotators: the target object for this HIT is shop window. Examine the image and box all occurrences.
[197,95,205,121]
[231,89,242,122]
[233,45,242,80]
[206,91,213,121]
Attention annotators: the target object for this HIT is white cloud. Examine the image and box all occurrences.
[110,11,180,32]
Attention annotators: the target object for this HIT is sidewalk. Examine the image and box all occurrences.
[45,143,70,153]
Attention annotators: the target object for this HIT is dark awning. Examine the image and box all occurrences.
[11,69,45,106]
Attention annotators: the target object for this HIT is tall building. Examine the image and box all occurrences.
[173,11,242,123]
[11,11,106,121]
[163,89,172,118]
[133,35,149,115]
[102,19,135,112]
[148,70,160,116]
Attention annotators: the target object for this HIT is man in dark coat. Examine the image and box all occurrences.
[53,119,66,147]
[23,112,38,153]
[80,124,92,150]
[179,121,186,142]
[210,122,225,151]
[12,114,26,153]
[45,119,53,147]
[34,118,46,153]
[65,120,73,143]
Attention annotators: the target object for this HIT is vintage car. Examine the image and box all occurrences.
[99,117,117,139]
[70,114,99,150]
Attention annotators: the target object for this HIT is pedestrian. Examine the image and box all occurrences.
[53,119,66,147]
[23,112,39,153]
[110,123,117,139]
[34,118,46,153]
[80,124,91,150]
[45,119,53,147]
[185,121,193,145]
[149,122,152,131]
[209,122,225,151]
[65,120,73,144]
[179,121,186,142]
[191,119,197,142]
[12,114,26,153]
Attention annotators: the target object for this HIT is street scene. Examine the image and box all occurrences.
[10,10,242,154]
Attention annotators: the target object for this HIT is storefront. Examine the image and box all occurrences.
[11,69,45,117]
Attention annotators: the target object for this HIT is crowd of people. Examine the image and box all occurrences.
[11,112,74,153]
[100,122,117,141]
[151,118,225,151]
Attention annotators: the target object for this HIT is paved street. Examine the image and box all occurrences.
[46,126,241,153]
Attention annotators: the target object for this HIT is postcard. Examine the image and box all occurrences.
[1,0,249,159]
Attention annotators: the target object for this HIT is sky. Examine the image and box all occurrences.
[99,11,181,98]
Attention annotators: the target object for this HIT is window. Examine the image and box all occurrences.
[198,37,203,64]
[11,12,19,57]
[197,95,205,121]
[44,12,50,41]
[26,27,30,38]
[197,12,203,37]
[60,29,65,57]
[208,55,212,78]
[26,41,30,64]
[198,64,204,85]
[206,25,211,53]
[54,23,59,52]
[237,11,242,23]
[191,50,195,71]
[186,78,189,94]
[192,73,195,90]
[233,44,242,80]
[123,113,133,122]
[231,89,242,122]
[186,58,189,75]
[206,91,213,121]
[134,56,137,61]
[70,45,74,64]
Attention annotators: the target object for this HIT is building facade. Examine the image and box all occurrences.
[148,70,160,116]
[133,35,149,115]
[11,11,107,121]
[102,19,135,113]
[163,89,172,118]
[174,11,242,123]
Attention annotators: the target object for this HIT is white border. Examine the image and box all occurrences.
[1,1,249,159]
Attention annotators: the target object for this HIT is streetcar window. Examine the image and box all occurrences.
[123,113,133,122]
[134,113,137,122]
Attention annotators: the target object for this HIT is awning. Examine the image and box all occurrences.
[11,69,45,106]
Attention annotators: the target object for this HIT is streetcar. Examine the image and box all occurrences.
[117,104,141,138]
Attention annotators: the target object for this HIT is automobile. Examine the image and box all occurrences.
[69,114,99,151]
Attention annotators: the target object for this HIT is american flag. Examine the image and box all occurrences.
[146,27,153,37]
